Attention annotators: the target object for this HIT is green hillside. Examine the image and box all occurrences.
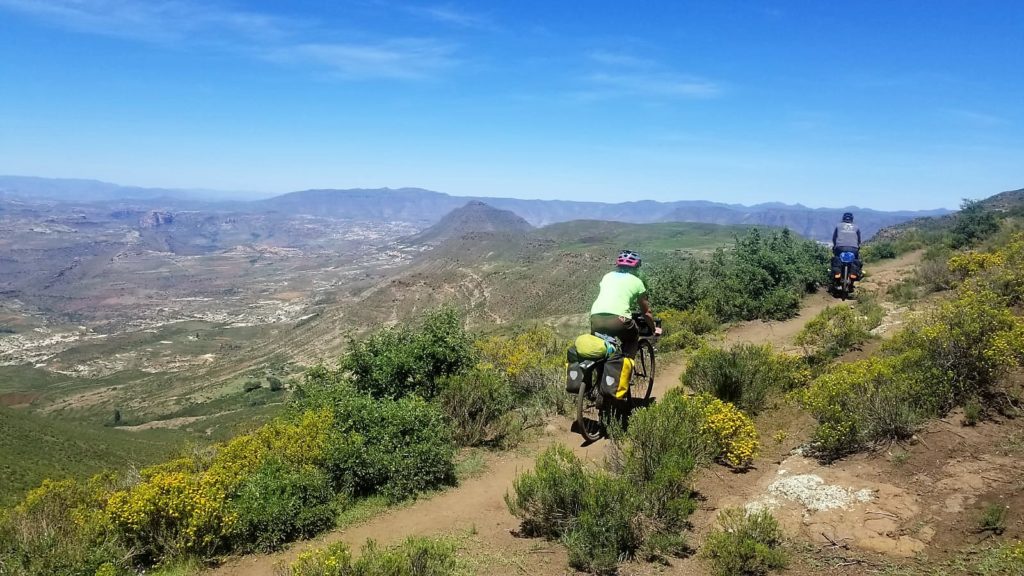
[0,406,186,506]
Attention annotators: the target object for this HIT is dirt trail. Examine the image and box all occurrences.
[210,253,923,576]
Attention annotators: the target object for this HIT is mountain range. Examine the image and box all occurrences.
[1,175,952,241]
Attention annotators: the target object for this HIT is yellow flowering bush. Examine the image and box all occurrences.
[949,250,1005,278]
[286,541,353,576]
[1,477,129,575]
[107,469,236,557]
[477,326,560,375]
[107,409,344,558]
[278,537,464,576]
[690,394,760,468]
[886,287,1024,406]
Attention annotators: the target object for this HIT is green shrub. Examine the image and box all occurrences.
[563,473,646,575]
[611,390,710,525]
[229,460,337,553]
[341,306,476,400]
[963,397,983,426]
[506,446,683,575]
[862,241,897,262]
[952,199,1000,248]
[885,287,1024,408]
[302,390,457,502]
[978,503,1008,535]
[796,355,927,460]
[504,445,588,539]
[0,478,130,576]
[703,508,787,576]
[278,536,465,576]
[683,344,809,414]
[648,229,829,323]
[437,367,519,448]
[795,304,877,363]
[657,307,718,351]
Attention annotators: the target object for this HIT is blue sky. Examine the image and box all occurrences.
[0,1,1020,209]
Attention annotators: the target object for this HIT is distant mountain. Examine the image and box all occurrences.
[0,175,266,203]
[260,188,948,241]
[406,201,533,245]
[2,176,953,242]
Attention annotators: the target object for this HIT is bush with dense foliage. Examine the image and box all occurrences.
[656,307,718,351]
[277,536,466,576]
[703,508,787,576]
[475,326,569,416]
[798,286,1024,460]
[508,391,764,573]
[340,306,476,400]
[228,460,336,553]
[795,299,883,364]
[437,367,519,448]
[683,345,809,414]
[0,477,129,576]
[2,384,459,572]
[647,228,829,323]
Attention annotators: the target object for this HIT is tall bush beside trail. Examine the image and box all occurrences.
[885,288,1024,409]
[228,461,337,553]
[647,228,829,323]
[296,385,457,501]
[340,306,476,400]
[610,390,710,531]
[795,303,880,364]
[505,445,589,540]
[796,356,928,460]
[562,473,647,575]
[437,367,519,448]
[683,345,809,414]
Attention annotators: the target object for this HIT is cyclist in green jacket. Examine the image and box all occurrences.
[589,250,655,358]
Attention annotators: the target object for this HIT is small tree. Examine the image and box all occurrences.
[952,199,999,248]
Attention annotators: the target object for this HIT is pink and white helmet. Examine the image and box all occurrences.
[616,250,641,268]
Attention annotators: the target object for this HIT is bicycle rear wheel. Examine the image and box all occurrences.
[631,340,655,401]
[576,380,603,442]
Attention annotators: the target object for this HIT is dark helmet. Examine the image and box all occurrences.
[842,212,854,223]
[616,250,641,268]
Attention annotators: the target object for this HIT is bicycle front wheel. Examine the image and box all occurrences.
[631,340,655,400]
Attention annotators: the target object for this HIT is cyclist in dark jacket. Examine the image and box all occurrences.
[832,212,861,256]
[831,212,863,281]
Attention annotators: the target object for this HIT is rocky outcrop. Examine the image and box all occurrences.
[139,210,174,228]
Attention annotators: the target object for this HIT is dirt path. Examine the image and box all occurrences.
[210,253,924,576]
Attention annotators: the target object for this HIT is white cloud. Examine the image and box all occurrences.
[407,4,491,29]
[271,39,458,80]
[579,50,722,100]
[0,0,290,43]
[0,0,461,80]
